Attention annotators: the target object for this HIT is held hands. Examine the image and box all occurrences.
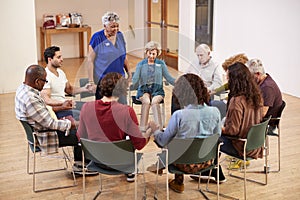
[84,83,96,93]
[142,121,160,138]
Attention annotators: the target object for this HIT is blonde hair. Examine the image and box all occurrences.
[144,41,162,56]
[222,53,249,71]
[102,11,120,25]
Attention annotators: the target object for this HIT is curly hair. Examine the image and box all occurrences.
[172,73,209,109]
[99,72,128,97]
[222,53,248,71]
[227,62,263,110]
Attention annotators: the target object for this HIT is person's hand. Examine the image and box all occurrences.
[148,121,160,134]
[62,100,73,110]
[84,83,94,92]
[209,89,216,95]
[90,84,97,93]
[63,115,78,130]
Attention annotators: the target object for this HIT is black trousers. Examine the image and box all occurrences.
[57,129,82,161]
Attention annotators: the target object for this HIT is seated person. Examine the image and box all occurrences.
[15,65,81,163]
[209,53,249,120]
[151,73,224,193]
[211,53,249,96]
[41,46,94,120]
[131,41,175,131]
[220,63,264,164]
[246,58,283,133]
[77,72,157,182]
[187,43,224,93]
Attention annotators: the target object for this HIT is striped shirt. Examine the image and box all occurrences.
[15,84,71,154]
[15,84,70,131]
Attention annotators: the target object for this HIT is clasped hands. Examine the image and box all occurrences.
[142,121,160,138]
[62,99,76,109]
[84,83,97,93]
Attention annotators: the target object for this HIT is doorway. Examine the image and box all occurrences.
[147,0,179,70]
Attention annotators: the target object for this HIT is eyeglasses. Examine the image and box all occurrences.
[39,78,48,83]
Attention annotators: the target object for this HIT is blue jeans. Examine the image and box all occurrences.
[219,135,241,158]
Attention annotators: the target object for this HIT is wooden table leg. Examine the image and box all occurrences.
[79,32,84,58]
[40,27,45,61]
[86,27,91,55]
[45,32,51,53]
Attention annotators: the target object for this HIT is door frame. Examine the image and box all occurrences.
[146,0,179,70]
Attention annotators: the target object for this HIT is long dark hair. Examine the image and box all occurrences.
[227,62,263,110]
[172,73,209,110]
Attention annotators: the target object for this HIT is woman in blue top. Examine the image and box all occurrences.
[131,41,176,131]
[152,73,224,193]
[87,11,131,101]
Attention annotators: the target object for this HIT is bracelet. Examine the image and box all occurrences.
[88,80,94,84]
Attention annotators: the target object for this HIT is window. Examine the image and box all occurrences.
[195,0,214,47]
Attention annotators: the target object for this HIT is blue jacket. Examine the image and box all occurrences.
[131,58,175,98]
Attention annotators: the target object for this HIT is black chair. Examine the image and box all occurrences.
[20,120,77,192]
[265,100,286,172]
[80,138,143,200]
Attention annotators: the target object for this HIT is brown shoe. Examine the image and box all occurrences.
[169,179,184,193]
[147,164,163,175]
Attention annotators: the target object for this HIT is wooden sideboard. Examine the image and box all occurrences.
[40,26,91,61]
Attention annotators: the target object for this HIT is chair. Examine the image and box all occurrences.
[159,134,223,200]
[79,78,95,101]
[222,116,271,200]
[265,100,286,172]
[20,120,77,192]
[80,138,143,200]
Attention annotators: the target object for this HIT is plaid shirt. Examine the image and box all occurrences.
[15,84,71,154]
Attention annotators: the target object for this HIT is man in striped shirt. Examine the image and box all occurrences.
[15,65,81,160]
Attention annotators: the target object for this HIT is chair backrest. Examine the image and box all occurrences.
[277,100,286,118]
[20,120,35,145]
[245,116,271,152]
[80,138,135,171]
[167,134,220,165]
[79,78,94,100]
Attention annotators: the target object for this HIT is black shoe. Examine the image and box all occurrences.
[73,162,98,176]
[126,173,135,182]
[190,167,226,183]
[211,167,226,183]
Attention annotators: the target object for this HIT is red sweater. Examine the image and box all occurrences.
[77,100,147,150]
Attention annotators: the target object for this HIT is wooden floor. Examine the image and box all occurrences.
[1,57,300,199]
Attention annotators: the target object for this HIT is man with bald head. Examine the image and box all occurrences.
[15,65,81,161]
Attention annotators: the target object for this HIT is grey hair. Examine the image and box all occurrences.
[144,41,162,56]
[247,58,265,75]
[102,11,120,25]
[195,43,211,54]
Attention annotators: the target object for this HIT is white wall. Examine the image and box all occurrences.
[0,0,37,94]
[179,0,300,98]
[214,0,300,98]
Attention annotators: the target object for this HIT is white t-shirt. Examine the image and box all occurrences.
[43,67,68,102]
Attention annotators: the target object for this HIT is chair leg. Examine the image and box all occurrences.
[32,146,77,192]
[93,174,102,200]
